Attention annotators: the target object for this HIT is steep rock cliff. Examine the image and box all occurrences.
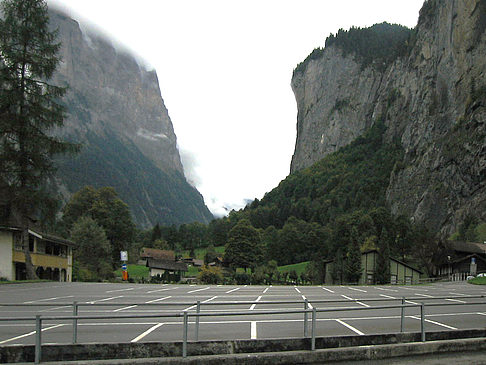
[49,10,213,227]
[290,0,486,235]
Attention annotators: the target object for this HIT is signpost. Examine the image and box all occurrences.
[120,251,128,281]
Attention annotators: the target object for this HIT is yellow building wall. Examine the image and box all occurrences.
[12,251,69,269]
[0,231,14,280]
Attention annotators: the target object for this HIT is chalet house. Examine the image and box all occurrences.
[437,241,486,279]
[324,250,422,285]
[139,247,175,265]
[0,226,75,281]
[139,247,188,282]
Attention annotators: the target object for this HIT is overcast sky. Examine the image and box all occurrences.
[48,0,425,217]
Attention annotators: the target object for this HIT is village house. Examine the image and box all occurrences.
[0,226,75,282]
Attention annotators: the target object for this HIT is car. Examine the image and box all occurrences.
[466,275,475,280]
[476,273,486,277]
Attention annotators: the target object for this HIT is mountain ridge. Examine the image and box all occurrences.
[290,0,486,235]
[48,9,213,227]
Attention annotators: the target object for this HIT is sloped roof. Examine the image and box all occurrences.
[146,258,187,272]
[140,247,175,261]
[362,250,423,274]
[449,253,486,265]
[0,226,76,246]
[446,241,486,255]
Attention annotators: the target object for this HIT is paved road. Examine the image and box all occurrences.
[0,281,485,346]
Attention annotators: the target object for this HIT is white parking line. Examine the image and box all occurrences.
[183,296,218,311]
[106,288,134,293]
[294,287,301,294]
[477,312,486,316]
[250,296,262,310]
[335,319,364,335]
[0,324,65,344]
[87,296,123,304]
[251,321,257,339]
[409,316,457,330]
[113,305,138,312]
[322,287,335,293]
[375,287,398,292]
[39,305,71,312]
[226,287,240,294]
[379,294,396,299]
[203,296,218,304]
[301,295,313,309]
[147,287,177,294]
[24,295,74,303]
[145,296,171,304]
[414,293,433,298]
[405,300,419,305]
[263,287,269,294]
[341,295,353,300]
[340,294,368,307]
[445,298,466,304]
[347,287,367,293]
[188,287,210,294]
[131,323,164,343]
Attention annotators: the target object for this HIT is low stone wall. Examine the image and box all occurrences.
[1,329,486,363]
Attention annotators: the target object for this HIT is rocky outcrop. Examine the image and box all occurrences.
[290,0,486,235]
[49,10,213,227]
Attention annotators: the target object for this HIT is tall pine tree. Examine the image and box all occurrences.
[0,0,77,279]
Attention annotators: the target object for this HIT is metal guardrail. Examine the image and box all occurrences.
[1,295,486,363]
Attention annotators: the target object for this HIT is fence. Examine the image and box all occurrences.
[1,295,485,364]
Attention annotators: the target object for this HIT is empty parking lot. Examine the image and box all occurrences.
[1,281,485,346]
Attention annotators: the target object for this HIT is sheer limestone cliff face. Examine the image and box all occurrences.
[48,10,213,227]
[291,0,486,235]
[51,11,183,175]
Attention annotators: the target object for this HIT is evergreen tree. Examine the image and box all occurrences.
[151,223,162,242]
[331,249,345,284]
[0,0,77,278]
[375,228,391,284]
[345,227,362,284]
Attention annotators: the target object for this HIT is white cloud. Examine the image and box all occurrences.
[48,0,425,217]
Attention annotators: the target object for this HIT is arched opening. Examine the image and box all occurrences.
[36,266,45,280]
[45,267,52,280]
[53,268,60,282]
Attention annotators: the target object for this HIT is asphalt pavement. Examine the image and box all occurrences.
[1,281,485,346]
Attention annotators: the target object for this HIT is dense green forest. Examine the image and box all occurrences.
[148,122,434,279]
[294,22,413,75]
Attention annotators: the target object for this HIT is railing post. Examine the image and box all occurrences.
[311,307,316,351]
[72,301,78,344]
[183,311,188,357]
[420,302,425,342]
[400,297,405,332]
[35,315,42,364]
[304,298,308,337]
[195,300,200,341]
[194,300,201,341]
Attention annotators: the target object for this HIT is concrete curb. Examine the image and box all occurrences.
[12,337,486,365]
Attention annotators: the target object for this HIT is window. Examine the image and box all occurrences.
[13,232,23,251]
[391,275,397,284]
[28,235,34,252]
[367,274,374,284]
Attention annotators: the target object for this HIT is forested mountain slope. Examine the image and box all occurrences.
[290,0,486,235]
[49,10,213,227]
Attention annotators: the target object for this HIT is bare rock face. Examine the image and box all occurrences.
[49,10,213,227]
[290,0,486,235]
